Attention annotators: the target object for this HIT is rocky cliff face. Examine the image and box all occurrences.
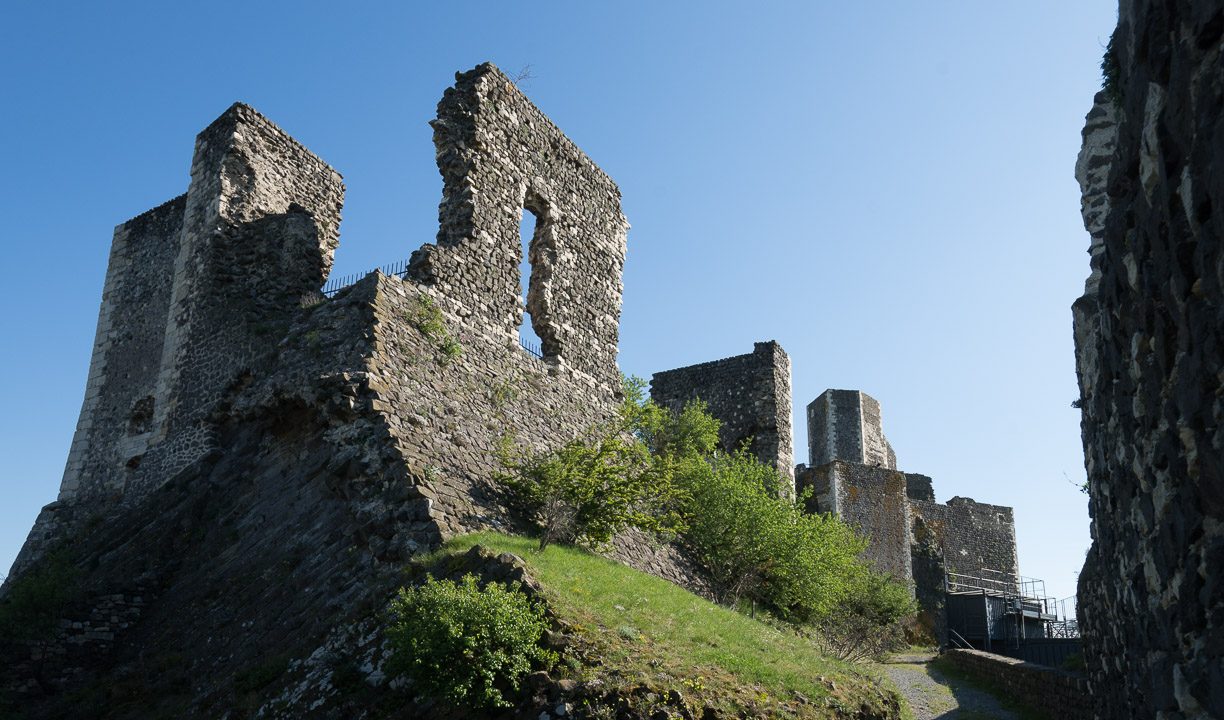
[1073,4,1224,718]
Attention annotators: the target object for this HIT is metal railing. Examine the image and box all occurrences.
[519,337,543,359]
[948,628,973,650]
[946,569,1080,640]
[321,258,412,297]
[316,260,550,362]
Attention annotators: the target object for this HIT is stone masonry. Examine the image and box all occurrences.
[650,341,794,491]
[2,64,706,718]
[1073,4,1224,718]
[795,388,1018,643]
[807,389,896,469]
[409,66,629,391]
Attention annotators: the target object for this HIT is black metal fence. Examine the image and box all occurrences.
[519,337,542,358]
[321,258,411,297]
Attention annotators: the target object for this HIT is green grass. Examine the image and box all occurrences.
[436,532,904,718]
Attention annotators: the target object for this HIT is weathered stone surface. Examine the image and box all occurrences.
[0,64,697,719]
[796,389,1018,647]
[650,341,794,491]
[910,497,1017,582]
[410,64,629,392]
[807,389,896,470]
[800,461,913,582]
[1073,5,1224,719]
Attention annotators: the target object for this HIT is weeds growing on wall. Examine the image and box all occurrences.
[407,295,463,364]
[1101,29,1123,105]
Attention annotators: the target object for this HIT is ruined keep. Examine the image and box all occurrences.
[653,345,1028,646]
[1073,3,1224,718]
[650,342,794,490]
[807,389,897,470]
[794,389,1020,644]
[2,64,706,717]
[796,390,1019,587]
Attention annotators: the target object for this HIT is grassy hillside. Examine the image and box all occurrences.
[436,533,906,719]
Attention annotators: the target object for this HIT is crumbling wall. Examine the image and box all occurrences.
[147,103,345,485]
[53,103,345,508]
[650,341,794,488]
[409,64,628,391]
[904,473,935,502]
[6,65,722,717]
[1073,5,1224,718]
[57,196,185,502]
[806,389,896,469]
[14,106,346,577]
[910,497,1017,581]
[798,461,912,582]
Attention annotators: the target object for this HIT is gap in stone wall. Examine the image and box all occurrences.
[518,208,546,355]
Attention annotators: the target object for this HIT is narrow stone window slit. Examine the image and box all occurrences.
[518,207,546,359]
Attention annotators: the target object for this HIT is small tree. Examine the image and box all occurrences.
[386,574,555,708]
[677,448,871,619]
[498,427,686,551]
[814,570,916,662]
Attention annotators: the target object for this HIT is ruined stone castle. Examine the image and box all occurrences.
[649,350,1021,642]
[9,34,1211,715]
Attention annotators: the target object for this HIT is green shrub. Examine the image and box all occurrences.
[0,549,79,644]
[678,449,872,621]
[386,574,556,708]
[498,427,686,550]
[813,571,916,662]
[407,295,463,363]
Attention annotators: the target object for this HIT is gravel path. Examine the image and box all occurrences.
[879,653,1020,720]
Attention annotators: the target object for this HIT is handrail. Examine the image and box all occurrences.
[321,258,412,297]
[948,628,973,649]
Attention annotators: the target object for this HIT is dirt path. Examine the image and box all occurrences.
[879,653,1020,720]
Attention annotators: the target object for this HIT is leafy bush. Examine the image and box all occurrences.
[623,383,915,639]
[498,428,685,550]
[386,574,556,708]
[678,449,871,621]
[0,549,79,644]
[497,375,688,550]
[813,571,916,662]
[501,373,915,648]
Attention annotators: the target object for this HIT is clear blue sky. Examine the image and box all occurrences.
[0,2,1116,604]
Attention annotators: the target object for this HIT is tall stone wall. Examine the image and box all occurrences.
[650,341,794,488]
[1073,4,1224,718]
[5,67,724,717]
[806,389,896,469]
[148,103,345,484]
[797,461,912,582]
[54,103,346,509]
[409,64,628,392]
[57,196,185,502]
[910,497,1017,581]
